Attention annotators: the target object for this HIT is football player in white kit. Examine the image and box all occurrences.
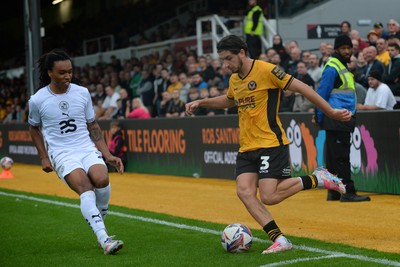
[28,49,124,255]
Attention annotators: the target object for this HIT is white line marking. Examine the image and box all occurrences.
[260,254,344,267]
[1,191,399,266]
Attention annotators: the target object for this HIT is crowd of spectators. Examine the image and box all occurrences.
[274,19,400,112]
[1,17,400,124]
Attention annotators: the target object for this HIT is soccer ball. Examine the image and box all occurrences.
[221,223,253,253]
[0,156,14,170]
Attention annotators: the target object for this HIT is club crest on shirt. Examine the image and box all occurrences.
[271,66,286,80]
[248,81,257,90]
[59,101,69,112]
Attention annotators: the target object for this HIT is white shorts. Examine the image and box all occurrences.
[51,150,106,183]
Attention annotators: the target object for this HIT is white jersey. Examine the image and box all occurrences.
[364,83,397,110]
[28,83,97,160]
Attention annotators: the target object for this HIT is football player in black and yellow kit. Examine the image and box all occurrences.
[185,35,351,254]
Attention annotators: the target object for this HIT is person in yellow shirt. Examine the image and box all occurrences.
[166,72,182,93]
[185,35,352,254]
[375,38,391,66]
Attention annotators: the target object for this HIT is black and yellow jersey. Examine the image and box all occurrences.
[227,60,294,152]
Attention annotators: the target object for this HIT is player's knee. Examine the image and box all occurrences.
[236,187,253,201]
[260,194,277,206]
[92,174,109,188]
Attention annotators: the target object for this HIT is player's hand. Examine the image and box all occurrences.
[41,158,54,173]
[105,155,124,174]
[185,100,200,116]
[330,108,352,121]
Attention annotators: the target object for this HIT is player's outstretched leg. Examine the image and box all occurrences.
[313,167,346,194]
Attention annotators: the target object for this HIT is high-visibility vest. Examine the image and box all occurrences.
[244,5,263,36]
[323,57,356,113]
[324,57,355,94]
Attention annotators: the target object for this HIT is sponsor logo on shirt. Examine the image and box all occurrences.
[271,66,287,80]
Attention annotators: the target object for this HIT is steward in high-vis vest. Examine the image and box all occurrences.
[315,34,370,202]
[244,0,263,59]
[316,54,356,131]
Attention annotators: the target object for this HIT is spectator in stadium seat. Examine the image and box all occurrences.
[285,47,301,75]
[136,69,155,115]
[98,86,120,120]
[126,97,151,119]
[367,30,379,47]
[293,61,315,112]
[190,71,209,91]
[198,55,216,85]
[347,55,367,104]
[272,34,290,67]
[178,72,191,103]
[359,46,385,88]
[153,68,170,117]
[357,70,396,110]
[186,35,352,254]
[387,19,400,40]
[279,89,295,112]
[158,91,172,117]
[375,38,390,66]
[129,64,142,98]
[382,42,400,102]
[165,89,186,118]
[339,20,352,36]
[319,42,333,68]
[28,49,124,255]
[307,53,322,88]
[373,22,389,39]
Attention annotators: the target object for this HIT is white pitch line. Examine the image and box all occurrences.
[260,254,344,267]
[1,191,399,267]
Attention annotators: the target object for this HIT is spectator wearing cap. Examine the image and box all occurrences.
[357,70,396,110]
[367,30,379,46]
[373,22,389,39]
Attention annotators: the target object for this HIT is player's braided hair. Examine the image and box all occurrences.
[37,49,72,89]
[217,35,248,54]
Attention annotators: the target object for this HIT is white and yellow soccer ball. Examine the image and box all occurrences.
[0,156,14,170]
[221,223,253,253]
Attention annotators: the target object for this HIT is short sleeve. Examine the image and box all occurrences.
[84,89,96,122]
[27,98,41,126]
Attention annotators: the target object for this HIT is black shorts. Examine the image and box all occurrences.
[235,145,291,179]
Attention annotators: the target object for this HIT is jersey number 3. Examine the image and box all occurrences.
[260,156,270,171]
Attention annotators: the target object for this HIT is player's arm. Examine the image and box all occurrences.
[288,78,352,121]
[185,95,235,116]
[87,121,124,173]
[29,125,53,173]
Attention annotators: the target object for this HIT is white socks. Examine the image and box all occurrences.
[80,190,108,243]
[95,183,111,220]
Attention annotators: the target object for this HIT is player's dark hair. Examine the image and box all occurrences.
[217,35,248,54]
[37,49,72,88]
